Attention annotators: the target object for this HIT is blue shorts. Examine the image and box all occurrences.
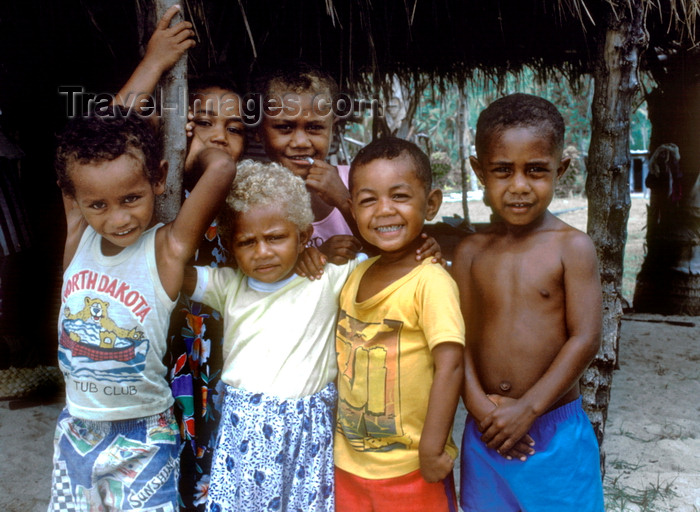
[460,397,604,512]
[49,407,180,512]
[207,382,336,512]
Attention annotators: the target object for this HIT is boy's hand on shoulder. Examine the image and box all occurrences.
[144,5,195,73]
[415,233,446,267]
[295,246,327,280]
[479,396,537,460]
[419,450,454,483]
[319,235,363,265]
[305,160,350,209]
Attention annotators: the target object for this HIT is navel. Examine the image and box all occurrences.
[499,381,512,392]
[539,289,550,298]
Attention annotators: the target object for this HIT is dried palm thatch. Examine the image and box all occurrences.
[171,0,698,93]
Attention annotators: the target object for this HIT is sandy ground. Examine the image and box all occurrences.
[1,313,698,511]
[603,314,700,512]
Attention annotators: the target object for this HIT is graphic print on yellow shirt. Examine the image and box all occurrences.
[336,312,413,452]
[334,257,465,479]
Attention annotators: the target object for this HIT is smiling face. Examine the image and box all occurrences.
[472,126,569,229]
[186,87,245,175]
[230,203,311,283]
[351,155,441,258]
[258,90,334,179]
[69,153,165,255]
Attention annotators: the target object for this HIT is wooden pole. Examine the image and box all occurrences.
[155,0,188,223]
[582,0,647,476]
[457,87,471,228]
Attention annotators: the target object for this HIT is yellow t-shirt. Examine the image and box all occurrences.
[334,257,465,479]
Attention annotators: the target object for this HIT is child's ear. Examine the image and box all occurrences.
[557,157,571,179]
[153,160,168,195]
[424,188,443,222]
[470,156,485,185]
[347,196,356,220]
[298,226,314,250]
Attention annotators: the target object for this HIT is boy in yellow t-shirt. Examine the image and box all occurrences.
[334,137,465,512]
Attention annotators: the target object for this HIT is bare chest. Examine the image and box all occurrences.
[471,244,565,303]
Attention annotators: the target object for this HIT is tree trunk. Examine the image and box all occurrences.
[457,87,471,228]
[582,2,647,476]
[634,50,700,315]
[155,0,188,223]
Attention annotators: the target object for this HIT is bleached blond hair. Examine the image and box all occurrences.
[218,159,314,248]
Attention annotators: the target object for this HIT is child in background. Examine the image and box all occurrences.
[115,9,246,510]
[182,160,366,511]
[451,93,604,512]
[334,137,465,512]
[252,64,358,259]
[252,64,441,265]
[51,110,236,511]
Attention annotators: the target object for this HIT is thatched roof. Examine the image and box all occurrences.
[178,0,699,92]
[0,0,697,115]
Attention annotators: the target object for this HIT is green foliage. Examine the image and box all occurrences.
[344,67,652,196]
[429,151,453,188]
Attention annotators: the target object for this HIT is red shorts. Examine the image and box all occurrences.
[335,466,458,512]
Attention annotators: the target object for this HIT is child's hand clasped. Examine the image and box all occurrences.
[480,395,537,461]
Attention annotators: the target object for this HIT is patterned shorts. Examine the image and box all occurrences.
[48,407,180,512]
[207,383,337,512]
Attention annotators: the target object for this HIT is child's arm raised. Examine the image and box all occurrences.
[419,342,463,483]
[156,148,236,300]
[478,231,602,456]
[114,5,195,113]
[61,193,88,271]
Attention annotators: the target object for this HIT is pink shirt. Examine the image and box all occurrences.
[309,165,353,247]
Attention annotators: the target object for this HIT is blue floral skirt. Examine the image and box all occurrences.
[207,383,337,512]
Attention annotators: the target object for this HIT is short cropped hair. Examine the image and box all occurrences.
[474,93,565,157]
[55,108,162,197]
[349,137,433,193]
[218,160,314,249]
[252,62,340,111]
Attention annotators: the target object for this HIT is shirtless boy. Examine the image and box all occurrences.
[452,93,605,512]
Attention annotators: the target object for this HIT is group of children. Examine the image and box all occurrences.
[48,5,605,512]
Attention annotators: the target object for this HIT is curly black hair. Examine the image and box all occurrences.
[349,136,432,193]
[55,107,162,197]
[474,93,565,158]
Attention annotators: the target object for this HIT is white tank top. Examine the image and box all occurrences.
[58,224,175,421]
